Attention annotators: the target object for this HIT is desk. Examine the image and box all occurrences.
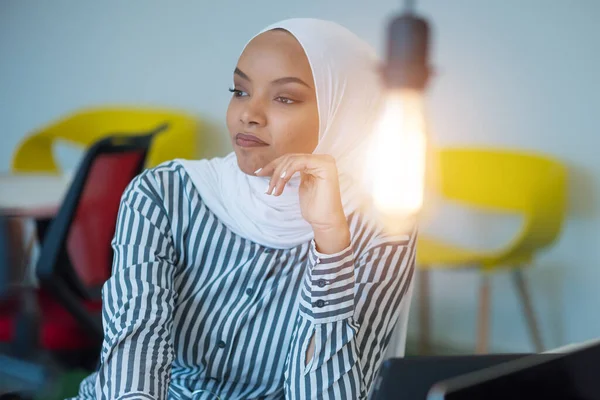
[0,173,72,218]
[0,173,72,285]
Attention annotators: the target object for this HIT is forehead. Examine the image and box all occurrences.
[236,30,313,83]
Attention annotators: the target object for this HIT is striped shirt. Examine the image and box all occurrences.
[73,161,416,400]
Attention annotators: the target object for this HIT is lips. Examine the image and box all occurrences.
[235,133,268,148]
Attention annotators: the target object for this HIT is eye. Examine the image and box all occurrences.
[275,96,295,104]
[229,88,248,98]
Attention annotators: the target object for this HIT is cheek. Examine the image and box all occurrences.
[226,100,238,134]
[271,106,319,154]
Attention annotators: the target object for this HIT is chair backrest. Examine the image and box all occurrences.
[37,129,161,299]
[434,148,568,254]
[437,149,566,211]
[12,107,199,172]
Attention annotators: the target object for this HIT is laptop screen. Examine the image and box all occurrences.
[428,343,600,400]
[370,354,533,400]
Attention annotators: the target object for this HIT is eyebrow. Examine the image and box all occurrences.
[234,67,312,89]
[271,76,312,88]
[234,67,250,81]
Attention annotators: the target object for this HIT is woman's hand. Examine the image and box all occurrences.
[256,154,351,254]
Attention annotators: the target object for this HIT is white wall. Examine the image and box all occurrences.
[1,0,599,352]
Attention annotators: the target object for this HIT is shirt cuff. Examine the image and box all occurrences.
[299,240,355,324]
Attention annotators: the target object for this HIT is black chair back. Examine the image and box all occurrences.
[37,124,167,338]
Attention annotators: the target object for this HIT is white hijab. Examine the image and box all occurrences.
[178,18,383,249]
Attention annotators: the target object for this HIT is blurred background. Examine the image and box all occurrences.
[1,0,599,398]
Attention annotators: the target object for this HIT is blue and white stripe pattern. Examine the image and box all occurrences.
[73,161,416,400]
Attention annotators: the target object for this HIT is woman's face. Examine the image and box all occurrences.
[227,29,319,175]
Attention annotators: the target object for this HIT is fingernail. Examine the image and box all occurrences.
[265,184,271,194]
[280,170,286,179]
[270,186,276,195]
[255,168,262,174]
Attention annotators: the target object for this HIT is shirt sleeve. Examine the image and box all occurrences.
[93,170,179,400]
[284,227,416,399]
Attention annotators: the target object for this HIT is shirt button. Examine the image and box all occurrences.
[315,299,325,308]
[316,258,321,264]
[246,288,254,296]
[317,279,327,288]
[217,340,226,349]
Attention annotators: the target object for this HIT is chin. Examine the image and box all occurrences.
[234,151,259,176]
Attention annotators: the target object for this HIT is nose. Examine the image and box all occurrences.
[240,97,267,127]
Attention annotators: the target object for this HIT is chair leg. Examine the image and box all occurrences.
[476,273,491,354]
[513,269,544,352]
[418,268,431,355]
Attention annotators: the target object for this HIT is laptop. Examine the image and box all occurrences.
[427,342,600,400]
[370,354,538,400]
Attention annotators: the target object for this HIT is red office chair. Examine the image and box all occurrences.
[0,125,165,368]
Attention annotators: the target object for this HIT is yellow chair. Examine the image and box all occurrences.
[11,107,200,173]
[417,148,567,354]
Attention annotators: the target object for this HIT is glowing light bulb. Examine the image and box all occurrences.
[365,89,427,228]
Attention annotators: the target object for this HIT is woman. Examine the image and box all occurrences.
[74,18,415,400]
